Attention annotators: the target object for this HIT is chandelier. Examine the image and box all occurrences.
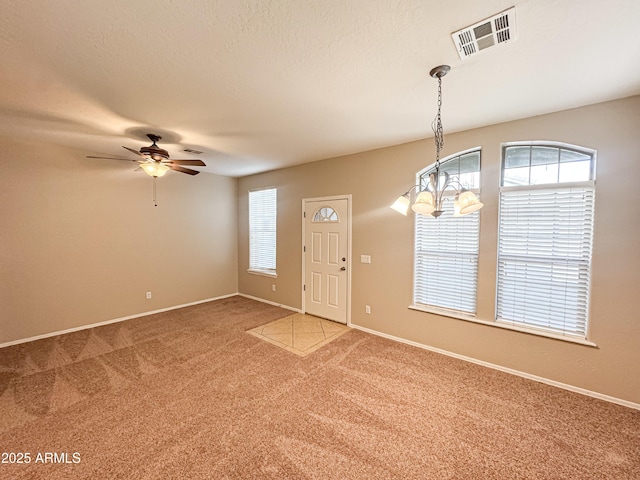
[391,65,483,217]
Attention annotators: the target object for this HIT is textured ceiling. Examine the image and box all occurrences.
[1,0,639,177]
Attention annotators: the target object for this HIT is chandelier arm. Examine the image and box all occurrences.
[442,178,463,192]
[436,186,448,211]
[427,173,436,193]
[434,173,469,211]
[404,184,420,197]
[439,172,452,208]
[445,178,463,190]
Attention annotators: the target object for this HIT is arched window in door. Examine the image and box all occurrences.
[312,206,339,223]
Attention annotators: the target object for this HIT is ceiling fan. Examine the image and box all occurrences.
[87,134,206,177]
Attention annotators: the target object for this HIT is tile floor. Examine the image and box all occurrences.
[247,313,350,356]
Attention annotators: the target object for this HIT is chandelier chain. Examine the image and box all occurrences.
[432,75,444,173]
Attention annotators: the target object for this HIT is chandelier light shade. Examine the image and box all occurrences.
[140,162,170,178]
[391,65,483,218]
[411,191,436,215]
[457,189,484,215]
[390,193,412,215]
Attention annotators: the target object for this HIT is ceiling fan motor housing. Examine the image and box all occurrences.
[141,134,169,161]
[140,145,169,161]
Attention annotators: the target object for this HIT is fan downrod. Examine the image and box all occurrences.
[147,134,162,146]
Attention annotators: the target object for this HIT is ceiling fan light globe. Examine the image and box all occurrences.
[140,162,170,178]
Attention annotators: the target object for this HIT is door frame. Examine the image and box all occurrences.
[301,194,352,326]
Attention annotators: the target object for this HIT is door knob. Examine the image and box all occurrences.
[340,266,346,271]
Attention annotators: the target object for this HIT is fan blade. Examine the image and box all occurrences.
[163,159,206,166]
[170,165,200,175]
[122,146,147,158]
[87,155,141,162]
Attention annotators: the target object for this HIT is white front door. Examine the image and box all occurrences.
[303,197,350,324]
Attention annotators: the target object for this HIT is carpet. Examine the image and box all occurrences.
[0,296,638,479]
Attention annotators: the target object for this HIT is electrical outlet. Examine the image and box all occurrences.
[146,292,152,299]
[365,305,371,314]
[272,285,276,292]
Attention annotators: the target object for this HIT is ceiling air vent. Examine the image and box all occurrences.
[183,148,203,155]
[451,7,516,59]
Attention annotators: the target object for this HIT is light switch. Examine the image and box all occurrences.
[360,255,371,264]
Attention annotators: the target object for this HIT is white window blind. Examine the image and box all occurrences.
[497,186,595,337]
[414,201,480,313]
[249,188,277,274]
[413,150,482,315]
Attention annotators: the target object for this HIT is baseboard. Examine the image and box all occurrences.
[0,293,238,349]
[237,293,302,314]
[350,323,640,411]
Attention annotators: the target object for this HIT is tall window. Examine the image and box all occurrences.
[248,187,277,276]
[414,149,481,314]
[497,144,595,338]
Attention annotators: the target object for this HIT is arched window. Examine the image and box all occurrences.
[413,149,481,315]
[312,206,339,223]
[497,143,595,338]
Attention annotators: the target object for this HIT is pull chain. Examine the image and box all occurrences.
[153,177,158,207]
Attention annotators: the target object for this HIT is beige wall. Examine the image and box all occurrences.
[2,97,638,403]
[238,96,640,404]
[0,136,238,344]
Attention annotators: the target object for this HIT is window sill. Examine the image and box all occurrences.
[408,304,598,348]
[409,304,477,323]
[247,269,278,278]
